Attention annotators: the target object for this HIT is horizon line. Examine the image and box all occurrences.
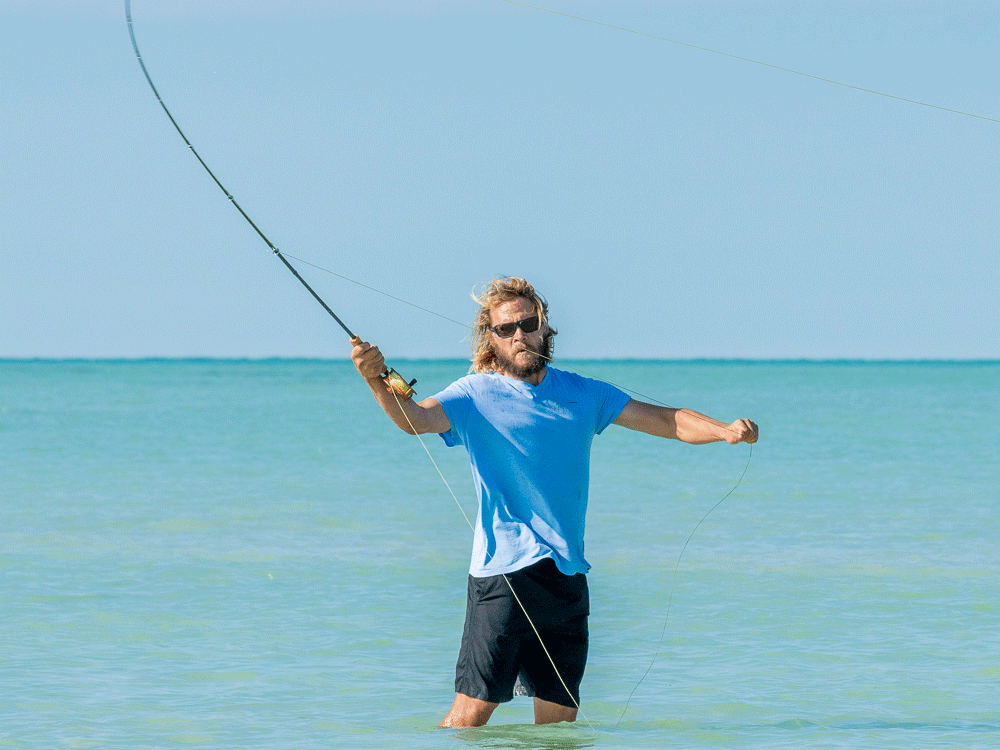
[4,356,998,365]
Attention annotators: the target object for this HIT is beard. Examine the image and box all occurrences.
[492,333,553,379]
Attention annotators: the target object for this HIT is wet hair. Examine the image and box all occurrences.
[470,277,557,373]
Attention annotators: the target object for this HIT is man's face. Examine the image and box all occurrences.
[489,297,550,381]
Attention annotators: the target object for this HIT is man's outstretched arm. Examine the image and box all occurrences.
[613,399,758,445]
[350,336,451,435]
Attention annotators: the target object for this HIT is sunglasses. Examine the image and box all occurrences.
[489,315,541,338]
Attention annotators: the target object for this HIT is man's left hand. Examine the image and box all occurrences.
[727,419,759,444]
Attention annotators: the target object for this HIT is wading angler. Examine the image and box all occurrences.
[351,277,759,727]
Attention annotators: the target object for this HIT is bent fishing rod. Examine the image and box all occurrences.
[124,0,416,399]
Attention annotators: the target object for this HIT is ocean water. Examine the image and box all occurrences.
[2,359,998,749]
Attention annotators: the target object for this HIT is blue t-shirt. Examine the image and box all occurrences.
[433,366,631,577]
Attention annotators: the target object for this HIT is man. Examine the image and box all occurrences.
[351,277,758,728]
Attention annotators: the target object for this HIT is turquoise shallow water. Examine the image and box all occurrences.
[2,359,998,749]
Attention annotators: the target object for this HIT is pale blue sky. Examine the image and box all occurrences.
[2,1,997,359]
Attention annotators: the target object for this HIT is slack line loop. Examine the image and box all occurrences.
[614,442,753,730]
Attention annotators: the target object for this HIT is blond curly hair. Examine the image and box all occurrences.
[470,277,557,373]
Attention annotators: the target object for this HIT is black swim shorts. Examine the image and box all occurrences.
[454,557,589,708]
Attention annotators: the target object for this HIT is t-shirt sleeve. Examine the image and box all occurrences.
[431,377,471,447]
[594,380,631,435]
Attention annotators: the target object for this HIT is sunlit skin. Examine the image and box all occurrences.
[349,295,758,727]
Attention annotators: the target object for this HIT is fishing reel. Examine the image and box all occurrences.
[382,368,417,400]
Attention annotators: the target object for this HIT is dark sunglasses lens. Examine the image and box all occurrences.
[492,316,540,338]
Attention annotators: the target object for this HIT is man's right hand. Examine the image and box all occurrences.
[349,336,451,435]
[350,336,386,381]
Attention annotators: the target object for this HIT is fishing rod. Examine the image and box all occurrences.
[124,0,416,400]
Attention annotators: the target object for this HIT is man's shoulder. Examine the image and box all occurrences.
[451,371,498,388]
[435,371,498,399]
[547,366,611,392]
[547,367,631,409]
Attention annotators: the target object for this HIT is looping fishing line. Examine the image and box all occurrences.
[523,351,756,728]
[614,442,753,730]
